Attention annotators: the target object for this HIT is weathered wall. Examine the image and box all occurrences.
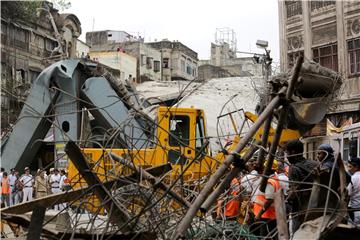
[278,0,360,115]
[198,64,232,81]
[76,39,90,58]
[89,51,136,82]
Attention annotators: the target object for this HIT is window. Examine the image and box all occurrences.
[1,23,6,44]
[286,1,302,18]
[154,60,160,72]
[16,69,25,85]
[311,1,335,11]
[181,60,185,72]
[169,115,190,146]
[146,57,153,69]
[347,38,360,76]
[141,54,146,65]
[343,138,350,162]
[14,28,28,50]
[195,116,206,156]
[45,39,55,51]
[163,58,169,68]
[313,43,338,72]
[186,65,192,75]
[287,51,304,69]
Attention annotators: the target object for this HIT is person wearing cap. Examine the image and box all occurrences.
[20,167,34,203]
[347,157,360,224]
[50,168,62,210]
[252,160,281,238]
[318,143,353,180]
[8,168,17,206]
[34,169,49,199]
[285,140,319,233]
[317,144,336,171]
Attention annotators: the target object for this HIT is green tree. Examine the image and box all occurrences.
[1,1,42,22]
[1,1,71,23]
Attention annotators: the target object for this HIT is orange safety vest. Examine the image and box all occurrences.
[1,177,10,194]
[253,175,280,219]
[224,178,241,217]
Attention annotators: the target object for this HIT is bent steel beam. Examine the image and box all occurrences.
[81,77,150,149]
[110,152,191,208]
[1,60,81,171]
[65,140,131,231]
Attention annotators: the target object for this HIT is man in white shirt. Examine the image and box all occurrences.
[347,157,360,224]
[8,168,17,206]
[50,168,62,210]
[241,159,261,202]
[20,167,34,203]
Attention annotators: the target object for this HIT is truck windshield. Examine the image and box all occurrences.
[195,116,206,155]
[169,115,190,146]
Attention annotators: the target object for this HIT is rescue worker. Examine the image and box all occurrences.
[217,175,241,221]
[8,168,17,206]
[347,157,360,224]
[1,172,11,207]
[20,167,34,203]
[241,158,261,201]
[285,140,318,233]
[317,144,336,170]
[253,160,281,239]
[241,157,261,223]
[34,169,49,199]
[50,168,62,210]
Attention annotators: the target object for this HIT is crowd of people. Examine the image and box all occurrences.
[215,139,360,239]
[0,167,70,209]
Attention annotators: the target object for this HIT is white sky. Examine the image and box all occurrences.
[64,0,280,64]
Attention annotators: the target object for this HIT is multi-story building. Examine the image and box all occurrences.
[0,1,81,131]
[146,40,198,81]
[198,42,264,81]
[89,51,137,82]
[122,41,162,82]
[278,0,360,160]
[85,30,140,51]
[86,30,161,83]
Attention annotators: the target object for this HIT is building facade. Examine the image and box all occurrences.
[0,1,81,131]
[146,40,198,81]
[85,30,140,51]
[76,39,90,58]
[122,41,162,82]
[198,42,264,81]
[86,30,161,83]
[278,0,360,159]
[89,51,137,82]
